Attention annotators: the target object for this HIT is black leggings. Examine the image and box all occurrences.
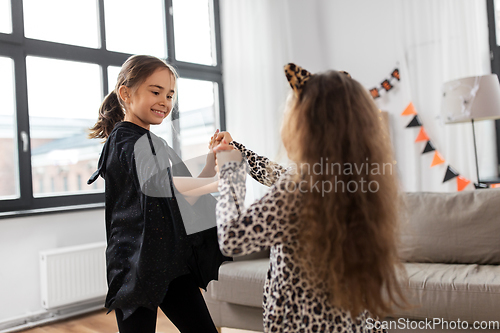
[115,273,218,333]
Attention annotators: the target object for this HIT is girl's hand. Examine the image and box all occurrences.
[198,129,219,178]
[208,129,220,150]
[206,129,219,165]
[211,131,235,171]
[213,139,233,153]
[213,140,240,173]
[213,131,234,147]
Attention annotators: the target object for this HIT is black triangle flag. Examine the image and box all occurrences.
[406,115,422,128]
[422,141,436,154]
[474,183,489,189]
[442,166,459,183]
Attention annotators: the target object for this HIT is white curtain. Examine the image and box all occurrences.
[220,0,302,201]
[220,0,323,198]
[220,0,287,158]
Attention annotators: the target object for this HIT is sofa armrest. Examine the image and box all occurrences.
[232,249,270,262]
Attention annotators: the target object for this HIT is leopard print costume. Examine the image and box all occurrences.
[216,141,385,333]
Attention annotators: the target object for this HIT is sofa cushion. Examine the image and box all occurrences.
[211,258,269,308]
[399,189,500,264]
[393,263,500,323]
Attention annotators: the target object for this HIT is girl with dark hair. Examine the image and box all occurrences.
[213,63,407,332]
[88,55,229,333]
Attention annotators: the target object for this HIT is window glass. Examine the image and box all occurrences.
[26,56,104,196]
[496,0,500,45]
[0,0,12,34]
[170,78,218,176]
[172,0,216,65]
[0,57,19,199]
[23,0,99,48]
[0,0,223,210]
[107,66,121,94]
[104,0,167,58]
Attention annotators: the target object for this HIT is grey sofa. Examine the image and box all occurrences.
[203,189,500,332]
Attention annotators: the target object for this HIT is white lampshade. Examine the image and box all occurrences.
[441,74,500,124]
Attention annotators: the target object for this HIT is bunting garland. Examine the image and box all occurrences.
[369,68,400,99]
[368,68,477,191]
[399,102,472,191]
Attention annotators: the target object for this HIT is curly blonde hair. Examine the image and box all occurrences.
[281,70,406,318]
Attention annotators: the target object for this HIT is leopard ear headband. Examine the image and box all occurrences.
[284,63,312,97]
[284,63,351,96]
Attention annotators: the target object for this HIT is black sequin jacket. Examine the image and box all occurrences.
[88,121,231,319]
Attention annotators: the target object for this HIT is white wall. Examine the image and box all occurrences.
[306,0,417,191]
[0,209,105,322]
[222,0,493,193]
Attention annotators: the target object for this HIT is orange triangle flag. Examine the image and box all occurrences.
[415,128,429,142]
[401,102,417,116]
[456,176,471,191]
[430,151,445,167]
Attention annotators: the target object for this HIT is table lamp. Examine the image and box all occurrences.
[441,74,500,186]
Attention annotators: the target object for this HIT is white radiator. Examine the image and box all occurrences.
[39,242,107,309]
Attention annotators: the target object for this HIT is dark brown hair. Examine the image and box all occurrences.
[281,70,407,318]
[89,55,178,139]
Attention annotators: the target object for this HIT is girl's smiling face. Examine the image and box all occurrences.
[120,67,176,130]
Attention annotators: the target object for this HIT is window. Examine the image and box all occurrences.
[172,0,216,65]
[0,0,12,34]
[175,78,219,176]
[487,0,500,180]
[0,57,18,200]
[23,0,100,48]
[0,0,225,214]
[103,0,167,57]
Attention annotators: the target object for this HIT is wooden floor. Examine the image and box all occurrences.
[16,310,500,333]
[18,309,176,333]
[18,309,261,333]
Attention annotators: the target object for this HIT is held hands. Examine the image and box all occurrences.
[213,138,241,174]
[200,129,229,178]
[208,130,236,174]
[198,129,238,180]
[208,130,234,149]
[208,129,220,151]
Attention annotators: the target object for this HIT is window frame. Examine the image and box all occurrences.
[486,0,500,180]
[0,0,225,214]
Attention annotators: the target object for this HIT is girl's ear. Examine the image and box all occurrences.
[118,85,131,103]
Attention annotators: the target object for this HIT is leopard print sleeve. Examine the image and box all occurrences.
[230,141,287,187]
[216,159,299,257]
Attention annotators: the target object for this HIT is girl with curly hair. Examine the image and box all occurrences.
[212,63,406,332]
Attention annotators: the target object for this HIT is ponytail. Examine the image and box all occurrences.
[89,91,124,139]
